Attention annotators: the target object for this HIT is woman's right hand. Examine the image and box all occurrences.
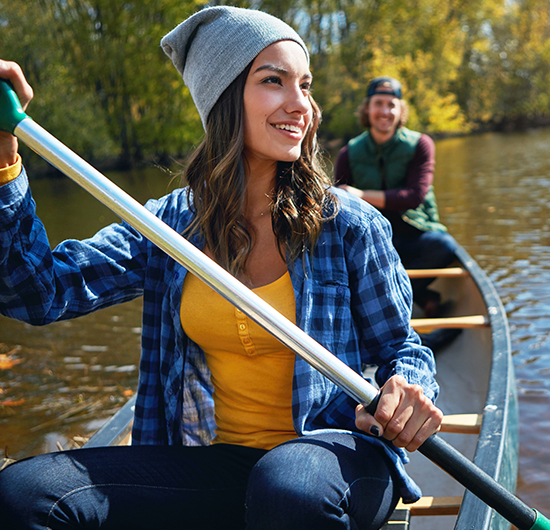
[0,60,34,168]
[355,374,443,453]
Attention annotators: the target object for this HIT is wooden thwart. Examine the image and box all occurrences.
[441,413,482,434]
[411,315,489,331]
[381,496,462,529]
[406,267,468,279]
[397,496,462,517]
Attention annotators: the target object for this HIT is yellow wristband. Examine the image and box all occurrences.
[0,154,22,186]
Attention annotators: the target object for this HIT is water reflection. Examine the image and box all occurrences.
[436,129,550,513]
[0,167,177,458]
[2,132,550,512]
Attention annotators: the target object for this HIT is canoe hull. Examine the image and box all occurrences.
[405,245,517,529]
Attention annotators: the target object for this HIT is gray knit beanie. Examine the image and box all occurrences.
[161,6,309,129]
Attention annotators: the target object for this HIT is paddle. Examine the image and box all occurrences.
[1,79,548,530]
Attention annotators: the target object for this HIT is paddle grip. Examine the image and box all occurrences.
[0,79,29,134]
[419,434,536,530]
[364,392,380,415]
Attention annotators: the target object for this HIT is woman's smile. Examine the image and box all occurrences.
[243,40,312,171]
[272,123,303,134]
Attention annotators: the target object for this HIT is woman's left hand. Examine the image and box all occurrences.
[355,374,443,452]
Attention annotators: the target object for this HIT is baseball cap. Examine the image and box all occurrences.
[366,77,402,99]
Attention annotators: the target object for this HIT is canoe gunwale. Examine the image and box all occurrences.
[83,394,135,448]
[452,246,517,530]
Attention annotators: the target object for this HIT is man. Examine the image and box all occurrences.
[335,76,457,318]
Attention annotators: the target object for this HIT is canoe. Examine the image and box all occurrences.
[385,244,518,529]
[84,244,518,530]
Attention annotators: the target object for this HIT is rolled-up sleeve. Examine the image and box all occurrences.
[0,168,147,324]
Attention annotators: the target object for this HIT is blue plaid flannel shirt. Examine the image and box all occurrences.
[0,169,439,503]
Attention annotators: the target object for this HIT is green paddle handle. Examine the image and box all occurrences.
[532,510,550,530]
[0,79,29,134]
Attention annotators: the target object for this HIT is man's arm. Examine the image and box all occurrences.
[335,146,386,208]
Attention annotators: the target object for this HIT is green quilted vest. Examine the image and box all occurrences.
[347,127,447,233]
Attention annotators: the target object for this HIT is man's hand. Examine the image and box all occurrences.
[338,184,386,209]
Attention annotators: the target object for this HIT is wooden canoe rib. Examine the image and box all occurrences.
[411,315,489,331]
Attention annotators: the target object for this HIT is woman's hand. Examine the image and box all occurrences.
[0,60,34,168]
[355,374,443,452]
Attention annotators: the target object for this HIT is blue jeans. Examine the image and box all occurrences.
[0,432,398,530]
[393,230,458,307]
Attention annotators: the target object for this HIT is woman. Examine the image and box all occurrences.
[0,6,442,530]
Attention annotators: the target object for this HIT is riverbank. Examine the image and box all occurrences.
[20,115,550,180]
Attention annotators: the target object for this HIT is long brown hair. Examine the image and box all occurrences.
[183,60,336,277]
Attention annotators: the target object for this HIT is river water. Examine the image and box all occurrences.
[1,129,550,515]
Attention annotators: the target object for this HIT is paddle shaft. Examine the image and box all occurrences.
[14,117,379,409]
[1,80,547,530]
[420,436,540,528]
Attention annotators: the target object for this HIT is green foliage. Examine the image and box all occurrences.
[462,0,550,127]
[1,0,203,170]
[1,2,116,170]
[284,0,475,137]
[3,0,550,169]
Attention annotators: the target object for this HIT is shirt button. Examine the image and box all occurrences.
[239,324,246,330]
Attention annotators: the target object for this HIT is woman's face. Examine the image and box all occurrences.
[242,40,313,170]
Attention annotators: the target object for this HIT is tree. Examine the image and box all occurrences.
[4,0,550,168]
[464,0,550,128]
[2,0,205,169]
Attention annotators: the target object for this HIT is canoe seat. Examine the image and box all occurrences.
[406,267,468,279]
[411,315,489,332]
[380,496,462,529]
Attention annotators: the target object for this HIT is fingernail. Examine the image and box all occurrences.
[370,425,380,437]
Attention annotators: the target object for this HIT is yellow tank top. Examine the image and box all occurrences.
[180,271,298,449]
